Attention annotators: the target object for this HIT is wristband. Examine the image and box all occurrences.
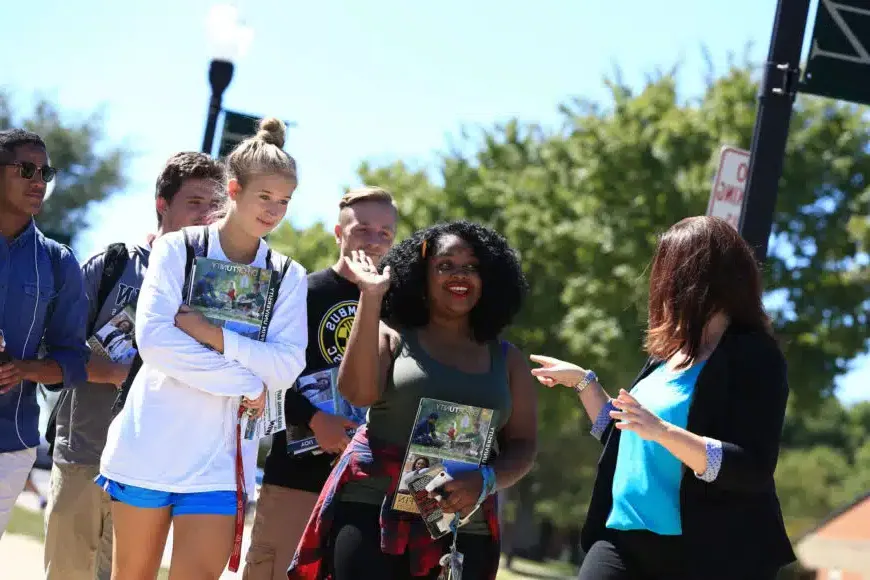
[573,370,598,394]
[476,465,497,507]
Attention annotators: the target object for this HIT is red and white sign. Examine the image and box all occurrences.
[707,146,750,231]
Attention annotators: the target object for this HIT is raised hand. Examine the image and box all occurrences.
[528,354,588,389]
[337,250,391,295]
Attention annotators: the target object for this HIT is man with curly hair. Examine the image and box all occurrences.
[289,220,539,580]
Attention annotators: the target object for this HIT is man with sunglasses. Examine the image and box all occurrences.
[0,129,89,538]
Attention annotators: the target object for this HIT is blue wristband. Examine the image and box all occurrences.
[476,466,496,507]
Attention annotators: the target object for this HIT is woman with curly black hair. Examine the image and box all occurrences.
[289,220,538,580]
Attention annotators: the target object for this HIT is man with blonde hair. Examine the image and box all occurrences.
[244,186,399,580]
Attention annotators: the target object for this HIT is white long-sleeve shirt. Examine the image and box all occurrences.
[100,225,308,493]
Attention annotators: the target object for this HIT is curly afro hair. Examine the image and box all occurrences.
[380,220,528,342]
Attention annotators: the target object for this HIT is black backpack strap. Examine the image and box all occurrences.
[88,243,129,337]
[111,352,143,418]
[266,248,293,281]
[182,227,209,301]
[280,255,292,280]
[48,243,127,456]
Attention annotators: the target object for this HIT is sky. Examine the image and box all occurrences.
[3,0,866,403]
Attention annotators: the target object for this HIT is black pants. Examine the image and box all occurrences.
[328,501,491,580]
[577,530,779,580]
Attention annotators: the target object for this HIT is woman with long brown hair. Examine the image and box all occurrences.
[531,216,795,580]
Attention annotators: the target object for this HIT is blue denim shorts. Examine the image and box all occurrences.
[95,475,236,516]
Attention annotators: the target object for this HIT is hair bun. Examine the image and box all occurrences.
[256,117,286,149]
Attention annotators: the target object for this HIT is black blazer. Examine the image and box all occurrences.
[581,324,796,579]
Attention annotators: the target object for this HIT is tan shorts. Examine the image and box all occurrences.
[43,463,113,580]
[243,484,319,580]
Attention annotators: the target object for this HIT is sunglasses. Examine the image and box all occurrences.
[2,161,57,183]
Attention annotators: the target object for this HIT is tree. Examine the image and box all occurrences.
[268,221,338,272]
[0,91,129,245]
[271,62,870,534]
[777,398,870,533]
[360,64,870,528]
[775,446,851,534]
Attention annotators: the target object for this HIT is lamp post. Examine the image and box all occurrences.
[201,3,252,155]
[202,60,234,155]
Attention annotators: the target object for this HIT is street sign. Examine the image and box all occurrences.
[801,0,870,105]
[216,110,294,158]
[707,146,750,231]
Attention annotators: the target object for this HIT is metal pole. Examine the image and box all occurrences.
[738,0,811,263]
[201,59,235,155]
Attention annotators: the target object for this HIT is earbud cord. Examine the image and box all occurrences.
[15,218,40,449]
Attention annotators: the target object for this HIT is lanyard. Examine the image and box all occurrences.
[437,514,464,580]
[227,406,246,572]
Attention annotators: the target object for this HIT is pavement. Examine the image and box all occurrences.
[0,468,258,579]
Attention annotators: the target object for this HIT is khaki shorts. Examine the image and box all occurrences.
[243,484,319,580]
[44,463,113,580]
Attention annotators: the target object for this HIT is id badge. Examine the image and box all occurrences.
[437,551,464,580]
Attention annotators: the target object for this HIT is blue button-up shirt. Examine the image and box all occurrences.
[0,221,89,452]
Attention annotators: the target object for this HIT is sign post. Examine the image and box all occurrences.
[707,146,750,231]
[739,0,811,264]
[217,110,295,158]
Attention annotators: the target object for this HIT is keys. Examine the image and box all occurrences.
[437,514,464,580]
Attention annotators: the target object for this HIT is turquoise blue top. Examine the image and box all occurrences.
[606,361,707,535]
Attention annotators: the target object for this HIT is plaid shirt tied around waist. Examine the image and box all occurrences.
[287,426,501,579]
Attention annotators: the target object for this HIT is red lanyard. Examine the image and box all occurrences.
[227,405,246,572]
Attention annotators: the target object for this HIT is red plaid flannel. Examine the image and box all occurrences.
[287,427,501,579]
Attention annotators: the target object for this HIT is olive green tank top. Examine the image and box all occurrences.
[339,330,513,535]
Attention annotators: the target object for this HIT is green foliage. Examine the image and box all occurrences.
[777,400,870,532]
[0,91,129,245]
[775,446,850,520]
[269,63,870,529]
[268,221,337,272]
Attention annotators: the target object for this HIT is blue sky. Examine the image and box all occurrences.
[3,0,865,403]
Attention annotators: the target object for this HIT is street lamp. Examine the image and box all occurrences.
[201,3,253,155]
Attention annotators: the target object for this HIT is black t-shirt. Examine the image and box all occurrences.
[263,267,361,492]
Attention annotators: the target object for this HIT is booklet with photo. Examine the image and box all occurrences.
[88,306,137,364]
[186,257,281,341]
[186,257,286,440]
[391,397,497,515]
[286,367,365,455]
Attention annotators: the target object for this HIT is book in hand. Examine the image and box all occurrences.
[186,257,280,341]
[240,387,289,441]
[186,257,286,440]
[286,367,365,455]
[407,469,460,539]
[88,306,137,364]
[392,397,497,515]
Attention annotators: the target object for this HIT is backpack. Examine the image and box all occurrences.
[45,243,131,455]
[111,226,294,415]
